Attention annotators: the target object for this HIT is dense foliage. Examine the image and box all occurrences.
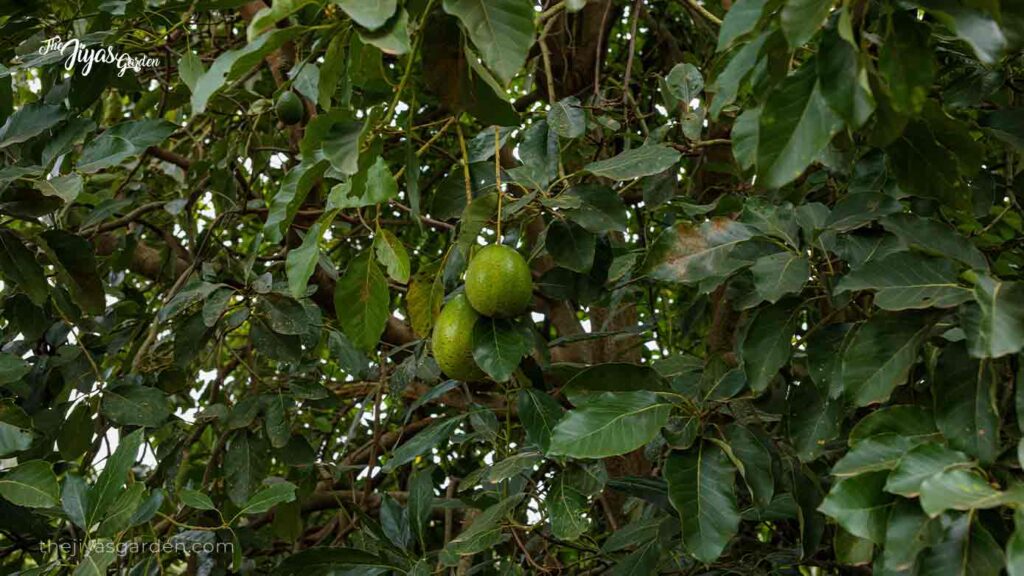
[2,0,1024,573]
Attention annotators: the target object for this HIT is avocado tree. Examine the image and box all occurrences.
[2,0,1024,573]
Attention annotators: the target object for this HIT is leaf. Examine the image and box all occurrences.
[724,424,774,508]
[78,119,176,173]
[517,388,564,452]
[238,482,297,515]
[0,230,47,306]
[408,467,434,547]
[561,184,628,233]
[445,494,523,556]
[265,159,331,243]
[178,51,204,92]
[334,0,396,30]
[247,0,317,39]
[882,500,942,572]
[749,252,809,304]
[885,443,972,497]
[879,213,988,271]
[709,35,768,120]
[548,96,585,138]
[757,59,843,188]
[39,230,105,315]
[817,28,874,128]
[406,268,444,337]
[72,540,117,576]
[933,343,1000,465]
[917,516,1004,576]
[830,434,916,477]
[101,385,171,428]
[664,63,704,105]
[0,460,59,508]
[472,318,532,382]
[272,548,400,575]
[835,252,972,310]
[89,429,143,525]
[548,391,671,459]
[584,145,681,181]
[224,432,269,507]
[62,475,89,530]
[334,251,390,353]
[879,12,935,115]
[548,470,591,540]
[563,363,671,394]
[192,28,303,114]
[917,0,1007,64]
[442,0,535,85]
[825,192,902,232]
[373,228,410,284]
[456,192,498,257]
[34,173,83,203]
[781,0,833,48]
[717,0,768,52]
[359,9,412,54]
[960,276,1024,359]
[788,380,842,462]
[382,417,463,472]
[919,469,1024,517]
[664,442,740,563]
[740,301,799,393]
[546,220,595,273]
[180,488,216,511]
[818,471,893,544]
[0,101,64,148]
[364,156,399,205]
[839,313,930,407]
[0,352,30,386]
[643,219,756,285]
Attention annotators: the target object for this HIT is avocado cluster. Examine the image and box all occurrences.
[431,245,533,381]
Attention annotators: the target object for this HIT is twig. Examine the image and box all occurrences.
[681,0,722,26]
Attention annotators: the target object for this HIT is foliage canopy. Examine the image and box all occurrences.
[2,0,1024,573]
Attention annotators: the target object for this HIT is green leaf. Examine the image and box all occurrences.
[781,0,833,48]
[788,379,842,461]
[548,96,585,138]
[757,59,843,188]
[224,432,269,507]
[848,405,939,446]
[749,252,809,304]
[584,145,681,181]
[818,471,892,544]
[0,101,65,148]
[643,219,755,285]
[406,267,444,337]
[39,230,105,315]
[709,35,768,120]
[834,528,873,566]
[548,391,671,459]
[839,313,930,407]
[247,0,317,39]
[191,28,303,114]
[563,363,671,394]
[664,442,740,563]
[917,0,1007,64]
[272,548,400,575]
[408,466,433,548]
[879,12,935,115]
[917,516,1003,576]
[238,481,297,515]
[664,63,704,105]
[364,156,399,205]
[334,251,390,353]
[546,220,595,273]
[919,468,1024,517]
[740,301,799,393]
[0,352,30,386]
[717,0,768,52]
[178,51,204,92]
[882,500,942,573]
[548,470,591,540]
[96,483,145,537]
[835,252,972,310]
[456,192,498,257]
[1009,511,1024,576]
[180,488,216,511]
[359,9,412,54]
[442,0,535,84]
[0,419,33,456]
[960,276,1024,359]
[373,228,410,284]
[89,429,143,525]
[72,540,117,576]
[0,230,48,306]
[101,386,171,428]
[78,119,176,173]
[884,442,972,497]
[382,416,463,472]
[472,318,532,382]
[265,159,331,243]
[561,184,628,233]
[517,388,564,452]
[445,494,523,557]
[880,214,988,271]
[62,475,89,530]
[830,434,916,477]
[34,173,82,203]
[0,460,59,508]
[334,0,396,31]
[817,28,874,128]
[933,343,1000,465]
[825,192,902,232]
[286,221,326,299]
[724,424,774,508]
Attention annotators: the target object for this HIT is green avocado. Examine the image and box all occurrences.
[464,244,533,318]
[432,293,486,381]
[275,91,304,125]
